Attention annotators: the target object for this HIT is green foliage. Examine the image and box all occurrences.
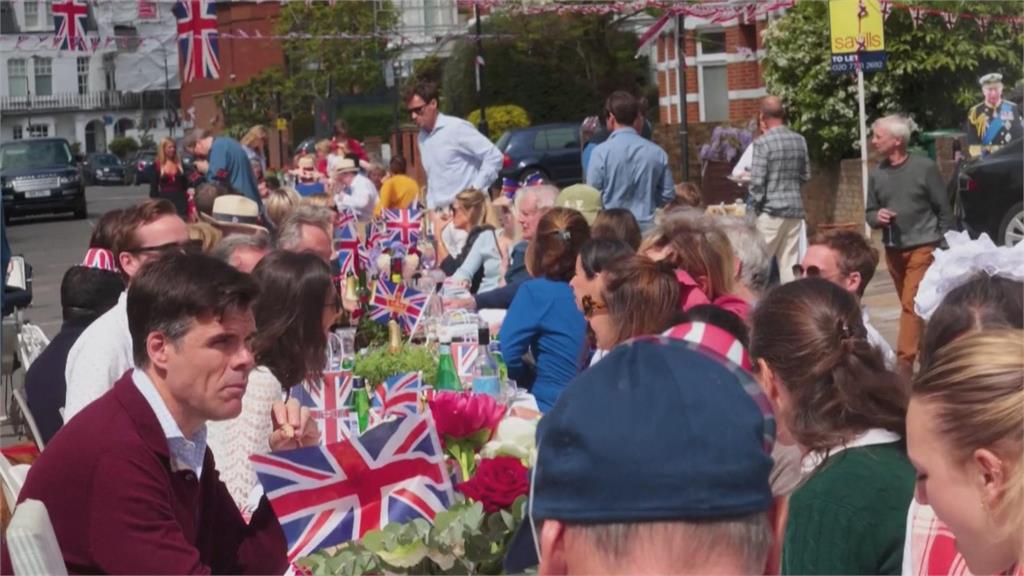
[762,1,1023,163]
[339,104,395,140]
[137,130,155,150]
[466,105,531,141]
[298,497,528,575]
[222,124,249,141]
[108,136,139,160]
[410,55,445,86]
[352,344,437,387]
[219,2,397,129]
[443,13,650,124]
[69,141,81,156]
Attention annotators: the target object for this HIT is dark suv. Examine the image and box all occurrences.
[1,138,86,223]
[956,138,1024,247]
[497,123,583,187]
[83,153,126,186]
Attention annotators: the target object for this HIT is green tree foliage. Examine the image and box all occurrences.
[467,104,531,141]
[442,13,649,124]
[220,2,397,129]
[108,136,139,160]
[762,1,1023,163]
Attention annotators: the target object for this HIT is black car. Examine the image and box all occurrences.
[83,153,126,186]
[126,149,157,185]
[956,138,1024,247]
[497,123,583,187]
[1,138,86,223]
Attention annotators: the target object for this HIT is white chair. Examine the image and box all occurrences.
[0,451,26,505]
[12,388,45,451]
[6,499,68,576]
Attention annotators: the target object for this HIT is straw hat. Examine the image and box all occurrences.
[329,156,359,176]
[200,195,269,236]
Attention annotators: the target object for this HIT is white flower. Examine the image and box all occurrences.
[480,417,538,466]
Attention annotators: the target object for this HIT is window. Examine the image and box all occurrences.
[77,56,89,94]
[533,127,578,151]
[8,58,28,97]
[24,1,38,27]
[696,29,729,122]
[33,56,52,96]
[103,53,116,91]
[43,0,53,27]
[27,124,49,138]
[12,126,23,140]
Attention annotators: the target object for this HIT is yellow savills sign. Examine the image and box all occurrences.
[829,0,885,54]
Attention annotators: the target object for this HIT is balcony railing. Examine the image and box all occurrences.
[0,91,170,113]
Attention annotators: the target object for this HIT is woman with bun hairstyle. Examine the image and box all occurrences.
[750,277,914,575]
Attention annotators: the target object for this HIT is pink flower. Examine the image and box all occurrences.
[428,391,504,445]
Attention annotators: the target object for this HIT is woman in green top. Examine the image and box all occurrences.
[750,278,914,575]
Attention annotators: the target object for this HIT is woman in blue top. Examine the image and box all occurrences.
[439,188,505,294]
[500,207,590,412]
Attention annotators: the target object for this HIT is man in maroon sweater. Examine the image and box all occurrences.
[3,252,319,574]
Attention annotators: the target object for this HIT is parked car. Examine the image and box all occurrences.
[82,153,126,186]
[1,138,87,223]
[497,123,583,187]
[956,138,1023,247]
[126,149,157,185]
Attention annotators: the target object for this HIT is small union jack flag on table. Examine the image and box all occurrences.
[369,280,428,334]
[251,413,453,561]
[173,0,220,82]
[52,0,89,51]
[381,207,422,247]
[371,372,422,419]
[333,218,361,277]
[290,371,353,446]
[452,341,479,388]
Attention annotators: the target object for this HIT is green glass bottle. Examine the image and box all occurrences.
[435,336,462,391]
[352,376,370,433]
[489,333,508,383]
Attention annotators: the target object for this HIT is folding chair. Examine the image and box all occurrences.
[12,388,45,451]
[6,499,68,576]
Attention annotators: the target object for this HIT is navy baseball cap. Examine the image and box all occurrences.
[505,337,775,572]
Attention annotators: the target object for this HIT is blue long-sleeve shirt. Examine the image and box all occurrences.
[585,127,674,227]
[208,137,264,210]
[499,278,586,412]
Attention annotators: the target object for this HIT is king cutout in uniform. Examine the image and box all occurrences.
[966,73,1022,156]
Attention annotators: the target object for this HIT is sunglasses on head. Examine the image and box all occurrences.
[581,295,607,318]
[792,264,821,278]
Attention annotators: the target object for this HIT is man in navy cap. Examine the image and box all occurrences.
[506,337,776,575]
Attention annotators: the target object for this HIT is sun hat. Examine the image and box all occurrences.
[328,156,359,176]
[555,184,602,225]
[200,195,269,236]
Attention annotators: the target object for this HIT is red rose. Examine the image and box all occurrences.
[457,456,529,513]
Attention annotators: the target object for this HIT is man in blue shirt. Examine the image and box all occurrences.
[184,128,264,214]
[586,91,674,231]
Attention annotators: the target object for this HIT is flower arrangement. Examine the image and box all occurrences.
[698,124,755,164]
[353,344,438,386]
[299,400,540,575]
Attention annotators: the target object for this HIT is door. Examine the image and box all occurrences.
[85,119,106,153]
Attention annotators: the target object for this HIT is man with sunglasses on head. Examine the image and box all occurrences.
[406,81,503,257]
[64,199,191,422]
[796,228,896,369]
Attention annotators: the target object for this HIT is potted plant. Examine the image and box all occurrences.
[698,124,755,206]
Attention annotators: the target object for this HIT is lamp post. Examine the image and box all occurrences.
[392,59,403,157]
[474,3,489,138]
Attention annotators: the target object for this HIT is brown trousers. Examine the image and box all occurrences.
[885,244,936,376]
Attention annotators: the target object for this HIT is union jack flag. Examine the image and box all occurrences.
[173,0,220,83]
[52,0,89,51]
[382,208,422,247]
[452,342,479,387]
[369,280,428,334]
[365,221,389,250]
[372,372,422,419]
[291,372,353,446]
[333,221,361,277]
[333,208,358,235]
[251,413,453,561]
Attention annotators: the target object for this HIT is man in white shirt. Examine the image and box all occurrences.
[407,81,503,254]
[329,156,378,222]
[794,228,897,369]
[63,199,190,422]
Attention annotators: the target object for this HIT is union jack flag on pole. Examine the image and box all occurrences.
[382,208,422,247]
[290,372,354,446]
[369,280,428,334]
[333,221,361,277]
[451,342,479,388]
[251,413,453,561]
[173,0,220,82]
[371,372,422,419]
[52,0,89,51]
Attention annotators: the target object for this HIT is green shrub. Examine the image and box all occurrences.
[466,105,530,142]
[339,104,397,141]
[108,136,139,160]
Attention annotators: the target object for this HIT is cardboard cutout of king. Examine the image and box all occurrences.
[966,73,1022,156]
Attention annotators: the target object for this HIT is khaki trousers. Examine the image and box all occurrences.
[756,213,803,283]
[885,244,936,376]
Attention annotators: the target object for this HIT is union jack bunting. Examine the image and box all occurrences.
[52,0,89,51]
[451,342,479,387]
[371,372,422,419]
[82,248,116,271]
[333,222,361,277]
[250,413,453,561]
[381,208,422,247]
[173,0,220,83]
[291,372,354,446]
[369,280,428,334]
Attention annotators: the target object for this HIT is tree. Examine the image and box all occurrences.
[762,1,1023,163]
[441,12,650,125]
[220,2,397,131]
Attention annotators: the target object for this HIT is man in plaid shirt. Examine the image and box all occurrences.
[748,96,810,283]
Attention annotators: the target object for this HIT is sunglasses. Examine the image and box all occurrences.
[791,264,822,278]
[128,240,198,256]
[581,295,607,318]
[407,102,431,117]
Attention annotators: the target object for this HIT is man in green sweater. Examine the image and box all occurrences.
[865,114,953,377]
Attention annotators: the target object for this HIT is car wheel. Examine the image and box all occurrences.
[998,202,1024,247]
